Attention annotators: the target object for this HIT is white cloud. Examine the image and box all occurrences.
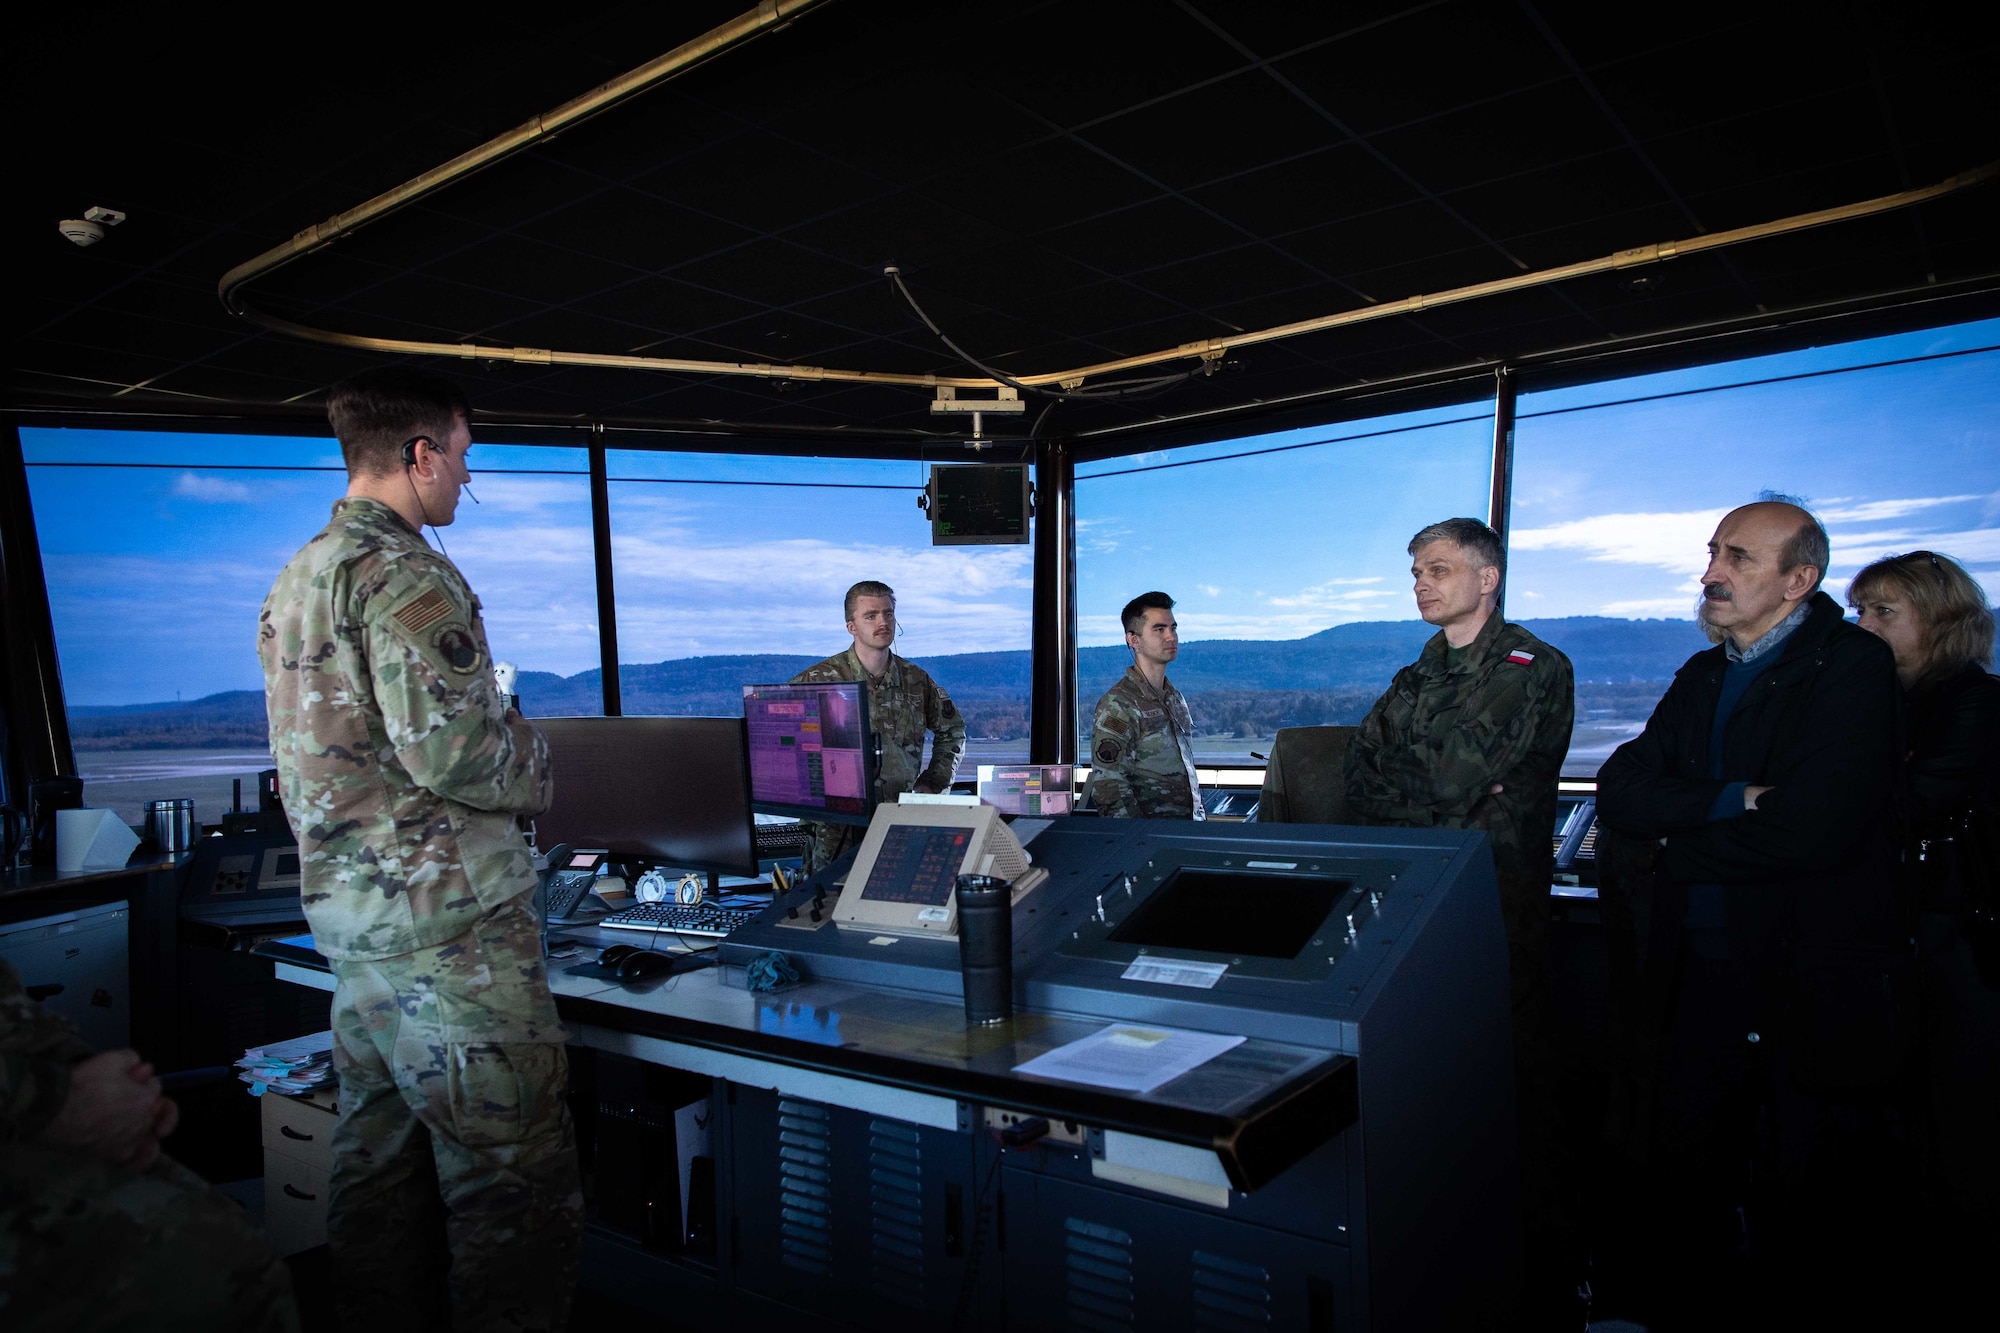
[1197,583,1222,596]
[170,472,253,503]
[1266,581,1402,609]
[1817,494,1983,523]
[604,531,1033,661]
[1074,515,1131,556]
[1508,508,1728,574]
[1828,526,2000,572]
[1600,596,1700,618]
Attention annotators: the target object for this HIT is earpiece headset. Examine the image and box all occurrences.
[398,433,478,554]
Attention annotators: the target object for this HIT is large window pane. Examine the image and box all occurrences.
[604,450,1034,765]
[1510,315,2000,775]
[21,429,598,825]
[422,444,601,718]
[1076,405,1495,762]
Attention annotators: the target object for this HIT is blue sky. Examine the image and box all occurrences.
[23,314,2000,705]
[1076,404,1492,643]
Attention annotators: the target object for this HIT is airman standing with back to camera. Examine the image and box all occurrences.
[791,580,967,873]
[258,368,580,1333]
[1089,592,1205,819]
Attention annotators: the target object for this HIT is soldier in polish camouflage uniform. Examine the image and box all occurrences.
[1343,517,1576,1312]
[1,956,301,1332]
[259,368,580,1333]
[791,580,967,872]
[1089,591,1205,820]
[1343,520,1573,989]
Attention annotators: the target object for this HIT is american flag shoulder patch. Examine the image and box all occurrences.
[392,586,454,635]
[1506,649,1536,665]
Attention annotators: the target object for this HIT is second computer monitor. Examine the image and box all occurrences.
[533,716,759,875]
[742,681,876,826]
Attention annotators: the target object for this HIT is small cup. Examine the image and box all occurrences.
[954,873,1014,1025]
[145,798,197,854]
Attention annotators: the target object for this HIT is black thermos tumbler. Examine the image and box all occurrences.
[954,873,1013,1025]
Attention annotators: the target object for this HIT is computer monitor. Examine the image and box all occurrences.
[532,717,759,875]
[742,682,877,826]
[927,463,1031,545]
[977,764,1073,816]
[834,804,1047,939]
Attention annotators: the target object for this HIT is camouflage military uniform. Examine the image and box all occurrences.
[260,497,580,1332]
[0,957,300,1331]
[1089,666,1205,819]
[1344,613,1575,1282]
[790,647,967,873]
[1343,613,1573,946]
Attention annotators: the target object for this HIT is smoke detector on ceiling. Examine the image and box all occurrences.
[59,206,126,247]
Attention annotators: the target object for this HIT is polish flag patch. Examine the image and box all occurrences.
[1506,650,1536,665]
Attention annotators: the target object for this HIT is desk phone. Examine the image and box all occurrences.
[545,847,610,921]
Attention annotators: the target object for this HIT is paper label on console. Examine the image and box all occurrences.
[1120,957,1228,989]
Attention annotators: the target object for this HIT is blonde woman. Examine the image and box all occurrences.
[1849,548,2000,1220]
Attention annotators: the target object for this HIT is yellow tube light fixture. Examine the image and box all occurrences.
[218,5,1998,395]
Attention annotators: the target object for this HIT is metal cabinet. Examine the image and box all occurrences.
[728,1084,980,1329]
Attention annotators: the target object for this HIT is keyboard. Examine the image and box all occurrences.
[598,902,761,939]
[755,820,810,858]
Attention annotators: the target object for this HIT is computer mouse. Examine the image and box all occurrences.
[597,944,640,970]
[615,949,677,982]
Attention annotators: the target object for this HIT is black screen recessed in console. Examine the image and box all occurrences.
[1109,869,1346,959]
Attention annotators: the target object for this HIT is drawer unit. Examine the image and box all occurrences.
[261,1088,336,1171]
[263,1152,332,1258]
[261,1090,336,1256]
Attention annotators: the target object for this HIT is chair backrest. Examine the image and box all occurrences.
[1258,725,1358,824]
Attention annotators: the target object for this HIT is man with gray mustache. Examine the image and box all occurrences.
[1596,496,1903,1325]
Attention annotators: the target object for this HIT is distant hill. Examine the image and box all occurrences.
[73,614,1984,748]
[69,690,270,748]
[64,616,1716,749]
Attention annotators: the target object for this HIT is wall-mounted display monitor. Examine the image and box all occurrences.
[835,804,1047,939]
[928,463,1030,545]
[533,716,759,875]
[743,682,877,826]
[977,764,1073,816]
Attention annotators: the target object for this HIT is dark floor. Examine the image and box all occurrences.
[281,1246,700,1333]
[169,903,1996,1332]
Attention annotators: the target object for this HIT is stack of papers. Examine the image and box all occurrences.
[237,1030,334,1097]
[1012,1024,1246,1094]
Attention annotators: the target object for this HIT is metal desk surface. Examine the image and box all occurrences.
[257,926,1355,1193]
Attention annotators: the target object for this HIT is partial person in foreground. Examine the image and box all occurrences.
[1849,549,2000,1222]
[1089,591,1204,819]
[1595,496,1903,1327]
[791,580,967,873]
[0,955,300,1332]
[259,368,580,1332]
[1341,517,1577,1315]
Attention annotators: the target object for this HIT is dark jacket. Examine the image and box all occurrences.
[1903,662,2000,912]
[1597,591,1902,977]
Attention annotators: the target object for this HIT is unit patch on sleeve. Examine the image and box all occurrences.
[1096,739,1122,766]
[432,624,485,674]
